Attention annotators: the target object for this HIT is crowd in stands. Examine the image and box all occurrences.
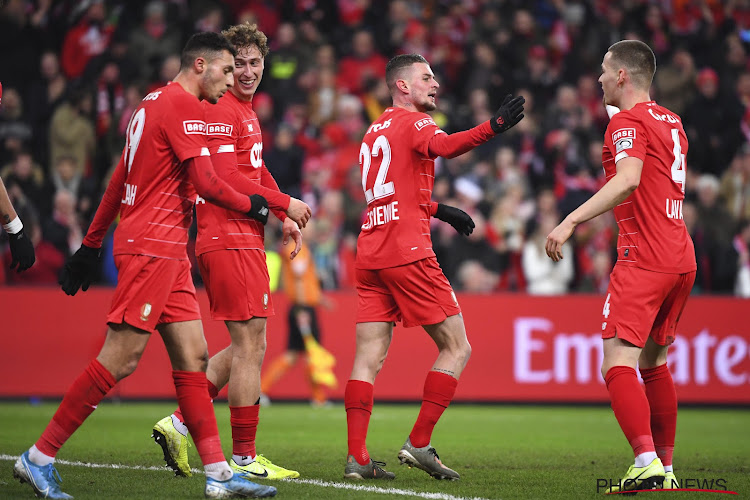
[1,0,749,297]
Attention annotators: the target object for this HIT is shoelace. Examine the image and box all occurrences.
[371,459,388,470]
[44,464,64,487]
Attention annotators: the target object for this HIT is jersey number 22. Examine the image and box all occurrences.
[360,135,394,204]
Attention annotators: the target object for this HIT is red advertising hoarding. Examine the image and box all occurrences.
[0,289,746,404]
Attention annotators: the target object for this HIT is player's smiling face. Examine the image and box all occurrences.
[232,45,264,102]
[408,63,439,112]
[599,52,620,108]
[201,49,235,104]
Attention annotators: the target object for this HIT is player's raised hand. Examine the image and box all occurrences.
[8,228,35,272]
[286,197,311,229]
[434,203,475,236]
[282,218,302,260]
[490,94,525,134]
[59,244,101,295]
[545,219,575,262]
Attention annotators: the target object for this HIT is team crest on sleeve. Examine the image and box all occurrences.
[183,120,206,135]
[612,128,635,153]
[414,117,436,131]
[207,123,233,136]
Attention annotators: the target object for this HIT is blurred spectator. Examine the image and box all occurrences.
[42,189,82,259]
[695,174,737,292]
[719,142,750,221]
[265,124,304,200]
[61,0,114,80]
[683,67,744,175]
[128,1,182,82]
[336,29,387,97]
[0,87,33,167]
[264,22,304,118]
[27,51,68,165]
[0,149,47,215]
[522,214,574,295]
[457,260,499,293]
[653,48,696,115]
[0,0,45,89]
[49,87,95,179]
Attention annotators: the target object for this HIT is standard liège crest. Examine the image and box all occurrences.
[140,302,152,321]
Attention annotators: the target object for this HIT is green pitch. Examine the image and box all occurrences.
[1,402,748,499]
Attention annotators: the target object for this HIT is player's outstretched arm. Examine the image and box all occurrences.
[185,155,269,224]
[430,201,475,236]
[0,177,35,272]
[427,94,525,159]
[545,157,643,262]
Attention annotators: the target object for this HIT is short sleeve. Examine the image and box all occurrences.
[163,92,209,162]
[608,112,648,164]
[410,114,447,158]
[204,100,239,154]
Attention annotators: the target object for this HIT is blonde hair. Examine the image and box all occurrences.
[221,22,269,57]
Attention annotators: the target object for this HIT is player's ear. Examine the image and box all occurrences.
[396,78,409,94]
[194,56,206,74]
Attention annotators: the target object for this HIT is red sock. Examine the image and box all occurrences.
[230,405,259,458]
[640,364,676,467]
[36,359,116,457]
[605,366,655,457]
[174,379,219,425]
[409,371,458,448]
[345,380,373,466]
[172,371,224,465]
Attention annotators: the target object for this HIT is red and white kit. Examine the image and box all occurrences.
[356,107,469,327]
[601,101,696,346]
[84,83,215,331]
[196,91,290,320]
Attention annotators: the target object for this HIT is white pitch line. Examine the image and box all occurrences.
[0,455,491,500]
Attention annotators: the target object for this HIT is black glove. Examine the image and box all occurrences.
[59,244,101,296]
[435,203,475,236]
[489,94,525,134]
[8,228,35,272]
[247,194,269,225]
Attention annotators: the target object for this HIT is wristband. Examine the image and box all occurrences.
[3,216,23,234]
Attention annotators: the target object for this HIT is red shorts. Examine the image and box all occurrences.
[107,255,201,333]
[601,265,695,347]
[356,257,461,328]
[198,249,273,321]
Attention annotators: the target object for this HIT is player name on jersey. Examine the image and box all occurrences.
[362,201,399,230]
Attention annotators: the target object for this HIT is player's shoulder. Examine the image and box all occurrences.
[204,92,238,122]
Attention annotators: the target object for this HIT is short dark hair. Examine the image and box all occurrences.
[385,53,429,92]
[180,32,237,70]
[607,40,656,89]
[222,22,269,57]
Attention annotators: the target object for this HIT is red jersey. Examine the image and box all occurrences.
[111,83,206,260]
[603,101,696,274]
[356,107,443,270]
[195,91,287,255]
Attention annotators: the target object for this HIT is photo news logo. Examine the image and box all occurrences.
[596,477,737,495]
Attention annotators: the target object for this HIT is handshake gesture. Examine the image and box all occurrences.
[489,94,525,134]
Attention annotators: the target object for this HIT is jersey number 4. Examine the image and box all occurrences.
[670,128,686,193]
[360,135,394,204]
